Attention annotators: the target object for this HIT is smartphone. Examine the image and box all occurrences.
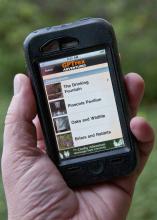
[24,18,137,187]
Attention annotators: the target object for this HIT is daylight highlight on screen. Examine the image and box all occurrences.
[39,49,125,160]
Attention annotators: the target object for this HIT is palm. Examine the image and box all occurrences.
[75,184,130,220]
[13,146,132,220]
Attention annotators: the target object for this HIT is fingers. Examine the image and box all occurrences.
[124,73,145,116]
[130,116,155,175]
[111,116,154,196]
[3,74,37,153]
[9,74,36,122]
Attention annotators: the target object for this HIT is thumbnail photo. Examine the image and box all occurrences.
[46,83,63,100]
[53,116,70,133]
[50,99,67,117]
[57,133,73,150]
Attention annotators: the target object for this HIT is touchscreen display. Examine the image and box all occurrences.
[39,49,125,160]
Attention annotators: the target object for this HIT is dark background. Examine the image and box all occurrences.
[0,0,157,219]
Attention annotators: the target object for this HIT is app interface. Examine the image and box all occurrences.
[39,49,125,160]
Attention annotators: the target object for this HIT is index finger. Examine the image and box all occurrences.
[124,73,145,116]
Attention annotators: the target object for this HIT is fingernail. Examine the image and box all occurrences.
[14,75,22,95]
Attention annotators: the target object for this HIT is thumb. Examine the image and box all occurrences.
[3,74,37,154]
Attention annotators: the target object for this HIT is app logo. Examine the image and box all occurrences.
[61,60,86,71]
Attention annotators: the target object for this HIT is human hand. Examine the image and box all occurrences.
[2,73,154,220]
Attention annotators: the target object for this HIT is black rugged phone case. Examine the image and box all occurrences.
[24,18,137,187]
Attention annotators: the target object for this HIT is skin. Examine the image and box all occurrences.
[1,73,154,220]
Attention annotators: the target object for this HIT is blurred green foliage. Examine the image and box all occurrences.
[1,0,157,219]
[0,0,157,101]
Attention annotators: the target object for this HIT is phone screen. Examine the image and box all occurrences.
[39,48,125,160]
